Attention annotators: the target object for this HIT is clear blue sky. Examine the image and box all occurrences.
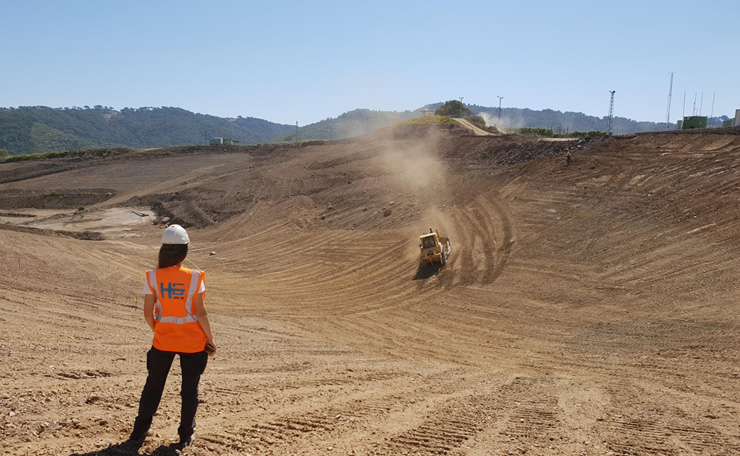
[2,0,738,126]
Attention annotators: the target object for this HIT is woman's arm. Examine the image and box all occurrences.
[194,293,216,355]
[143,294,156,331]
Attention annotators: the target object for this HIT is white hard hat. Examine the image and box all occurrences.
[161,224,190,245]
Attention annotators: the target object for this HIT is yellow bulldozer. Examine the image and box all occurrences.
[419,228,451,266]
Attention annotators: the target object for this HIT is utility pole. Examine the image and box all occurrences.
[295,121,299,141]
[459,97,464,117]
[607,91,615,135]
[665,72,674,129]
[497,96,503,119]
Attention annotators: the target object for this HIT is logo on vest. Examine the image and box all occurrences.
[160,282,186,300]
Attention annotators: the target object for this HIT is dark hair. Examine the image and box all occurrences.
[158,244,188,269]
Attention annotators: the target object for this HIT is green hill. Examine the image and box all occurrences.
[4,103,725,156]
[273,109,420,142]
[463,104,670,135]
[0,106,294,156]
[276,105,683,142]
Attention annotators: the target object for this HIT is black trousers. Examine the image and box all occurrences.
[133,346,208,439]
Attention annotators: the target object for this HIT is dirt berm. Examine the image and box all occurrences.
[2,124,740,455]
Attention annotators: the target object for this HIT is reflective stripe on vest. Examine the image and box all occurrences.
[149,270,163,321]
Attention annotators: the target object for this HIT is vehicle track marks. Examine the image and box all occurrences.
[365,394,490,456]
[448,190,515,287]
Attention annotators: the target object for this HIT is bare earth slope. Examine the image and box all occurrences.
[2,126,740,455]
[452,118,494,136]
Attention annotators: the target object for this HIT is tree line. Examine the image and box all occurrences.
[0,106,294,156]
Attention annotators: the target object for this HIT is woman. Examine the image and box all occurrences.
[130,224,216,447]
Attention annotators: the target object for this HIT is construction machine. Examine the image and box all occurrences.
[419,228,451,266]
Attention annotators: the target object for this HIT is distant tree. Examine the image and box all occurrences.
[435,100,471,118]
[518,127,554,136]
[0,149,8,158]
[467,115,486,129]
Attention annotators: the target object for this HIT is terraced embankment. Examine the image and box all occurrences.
[2,126,740,455]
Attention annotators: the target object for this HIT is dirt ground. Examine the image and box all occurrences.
[2,124,740,456]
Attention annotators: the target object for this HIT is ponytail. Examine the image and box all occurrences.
[158,244,188,269]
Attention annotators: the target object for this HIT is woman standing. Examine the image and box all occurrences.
[130,224,216,447]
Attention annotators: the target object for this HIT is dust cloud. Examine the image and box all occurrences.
[378,132,453,240]
[478,111,525,132]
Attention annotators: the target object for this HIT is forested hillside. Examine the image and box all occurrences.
[279,105,682,142]
[273,109,419,142]
[0,106,293,156]
[3,103,722,156]
[465,104,729,135]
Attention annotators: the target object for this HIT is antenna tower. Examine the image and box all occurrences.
[665,72,674,129]
[607,91,615,135]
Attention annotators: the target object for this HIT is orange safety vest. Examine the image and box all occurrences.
[145,266,207,353]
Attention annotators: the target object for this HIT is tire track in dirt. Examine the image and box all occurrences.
[364,375,563,456]
[368,411,484,455]
[599,382,740,455]
[429,376,565,455]
[561,145,740,299]
[444,190,515,289]
[197,369,484,455]
[217,222,432,317]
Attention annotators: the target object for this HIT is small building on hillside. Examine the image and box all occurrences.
[209,137,238,145]
[720,110,739,127]
[681,116,707,129]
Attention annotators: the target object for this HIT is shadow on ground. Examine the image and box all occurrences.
[70,439,186,456]
[413,262,444,280]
